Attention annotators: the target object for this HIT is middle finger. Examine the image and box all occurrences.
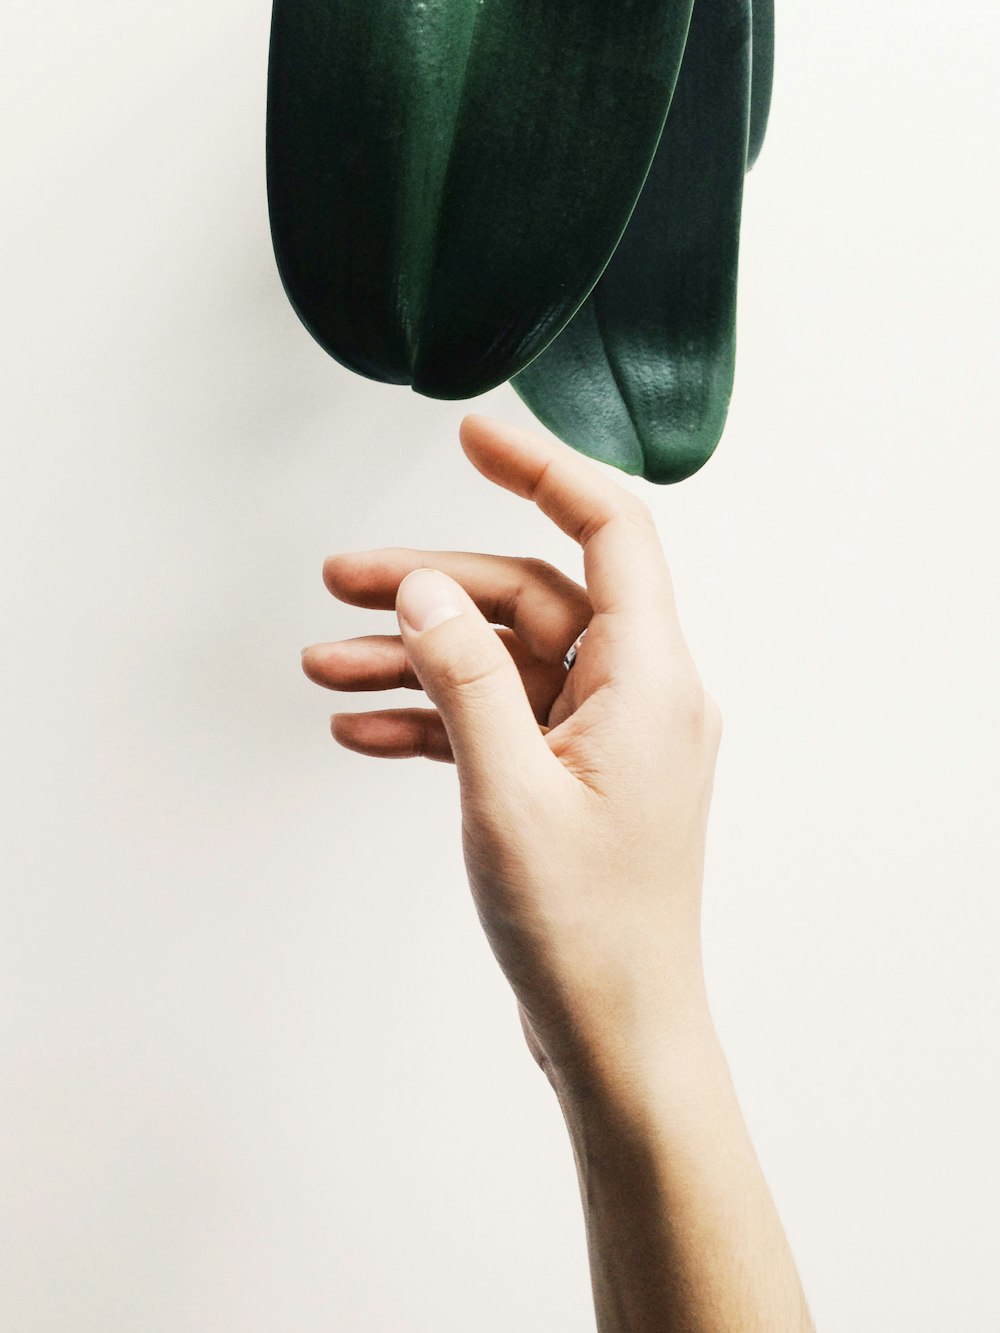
[322,547,591,665]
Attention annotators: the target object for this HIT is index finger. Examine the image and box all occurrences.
[459,414,683,643]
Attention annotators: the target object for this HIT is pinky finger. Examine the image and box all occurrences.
[331,708,455,763]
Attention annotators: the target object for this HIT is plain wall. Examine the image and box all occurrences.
[2,1,997,1328]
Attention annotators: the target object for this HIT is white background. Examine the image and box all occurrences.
[2,1,998,1328]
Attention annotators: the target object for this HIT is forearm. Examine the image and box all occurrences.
[551,994,815,1333]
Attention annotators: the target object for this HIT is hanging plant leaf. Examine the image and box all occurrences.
[511,0,752,484]
[266,0,695,400]
[747,0,774,169]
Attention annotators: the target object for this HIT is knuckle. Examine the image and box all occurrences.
[676,679,706,726]
[622,493,655,528]
[515,557,591,631]
[578,493,653,547]
[519,556,588,609]
[520,555,561,583]
[679,682,724,755]
[436,645,509,698]
[667,673,712,733]
[703,690,724,746]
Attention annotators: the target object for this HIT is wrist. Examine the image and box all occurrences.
[545,971,724,1130]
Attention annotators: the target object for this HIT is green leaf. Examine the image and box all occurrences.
[512,0,752,484]
[266,0,695,400]
[748,0,774,170]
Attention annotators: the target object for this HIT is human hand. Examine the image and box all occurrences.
[302,415,722,1101]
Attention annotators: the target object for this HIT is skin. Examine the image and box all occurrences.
[302,414,815,1332]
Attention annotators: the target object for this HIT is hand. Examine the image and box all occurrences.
[301,415,722,1099]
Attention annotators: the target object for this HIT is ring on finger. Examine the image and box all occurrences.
[563,626,589,673]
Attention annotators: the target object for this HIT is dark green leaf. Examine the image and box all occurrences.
[747,0,774,169]
[512,0,752,484]
[267,0,694,400]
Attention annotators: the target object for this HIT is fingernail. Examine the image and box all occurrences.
[397,568,464,633]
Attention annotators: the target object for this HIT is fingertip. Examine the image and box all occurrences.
[459,417,559,499]
[459,411,491,432]
[301,646,327,686]
[460,412,532,450]
[458,413,493,454]
[322,553,343,593]
[323,550,373,599]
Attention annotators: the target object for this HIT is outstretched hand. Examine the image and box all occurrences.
[302,414,722,1097]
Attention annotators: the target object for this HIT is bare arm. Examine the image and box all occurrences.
[303,413,815,1332]
[547,998,815,1332]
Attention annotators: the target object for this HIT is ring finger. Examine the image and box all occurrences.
[302,626,567,724]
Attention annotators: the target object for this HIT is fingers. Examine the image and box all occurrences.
[323,547,590,665]
[308,415,694,778]
[303,635,419,691]
[330,705,557,764]
[302,628,567,723]
[458,414,684,654]
[331,708,455,763]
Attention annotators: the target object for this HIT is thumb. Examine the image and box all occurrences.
[396,567,558,802]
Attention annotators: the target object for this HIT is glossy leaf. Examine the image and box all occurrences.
[747,0,774,169]
[512,0,752,484]
[266,0,695,400]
